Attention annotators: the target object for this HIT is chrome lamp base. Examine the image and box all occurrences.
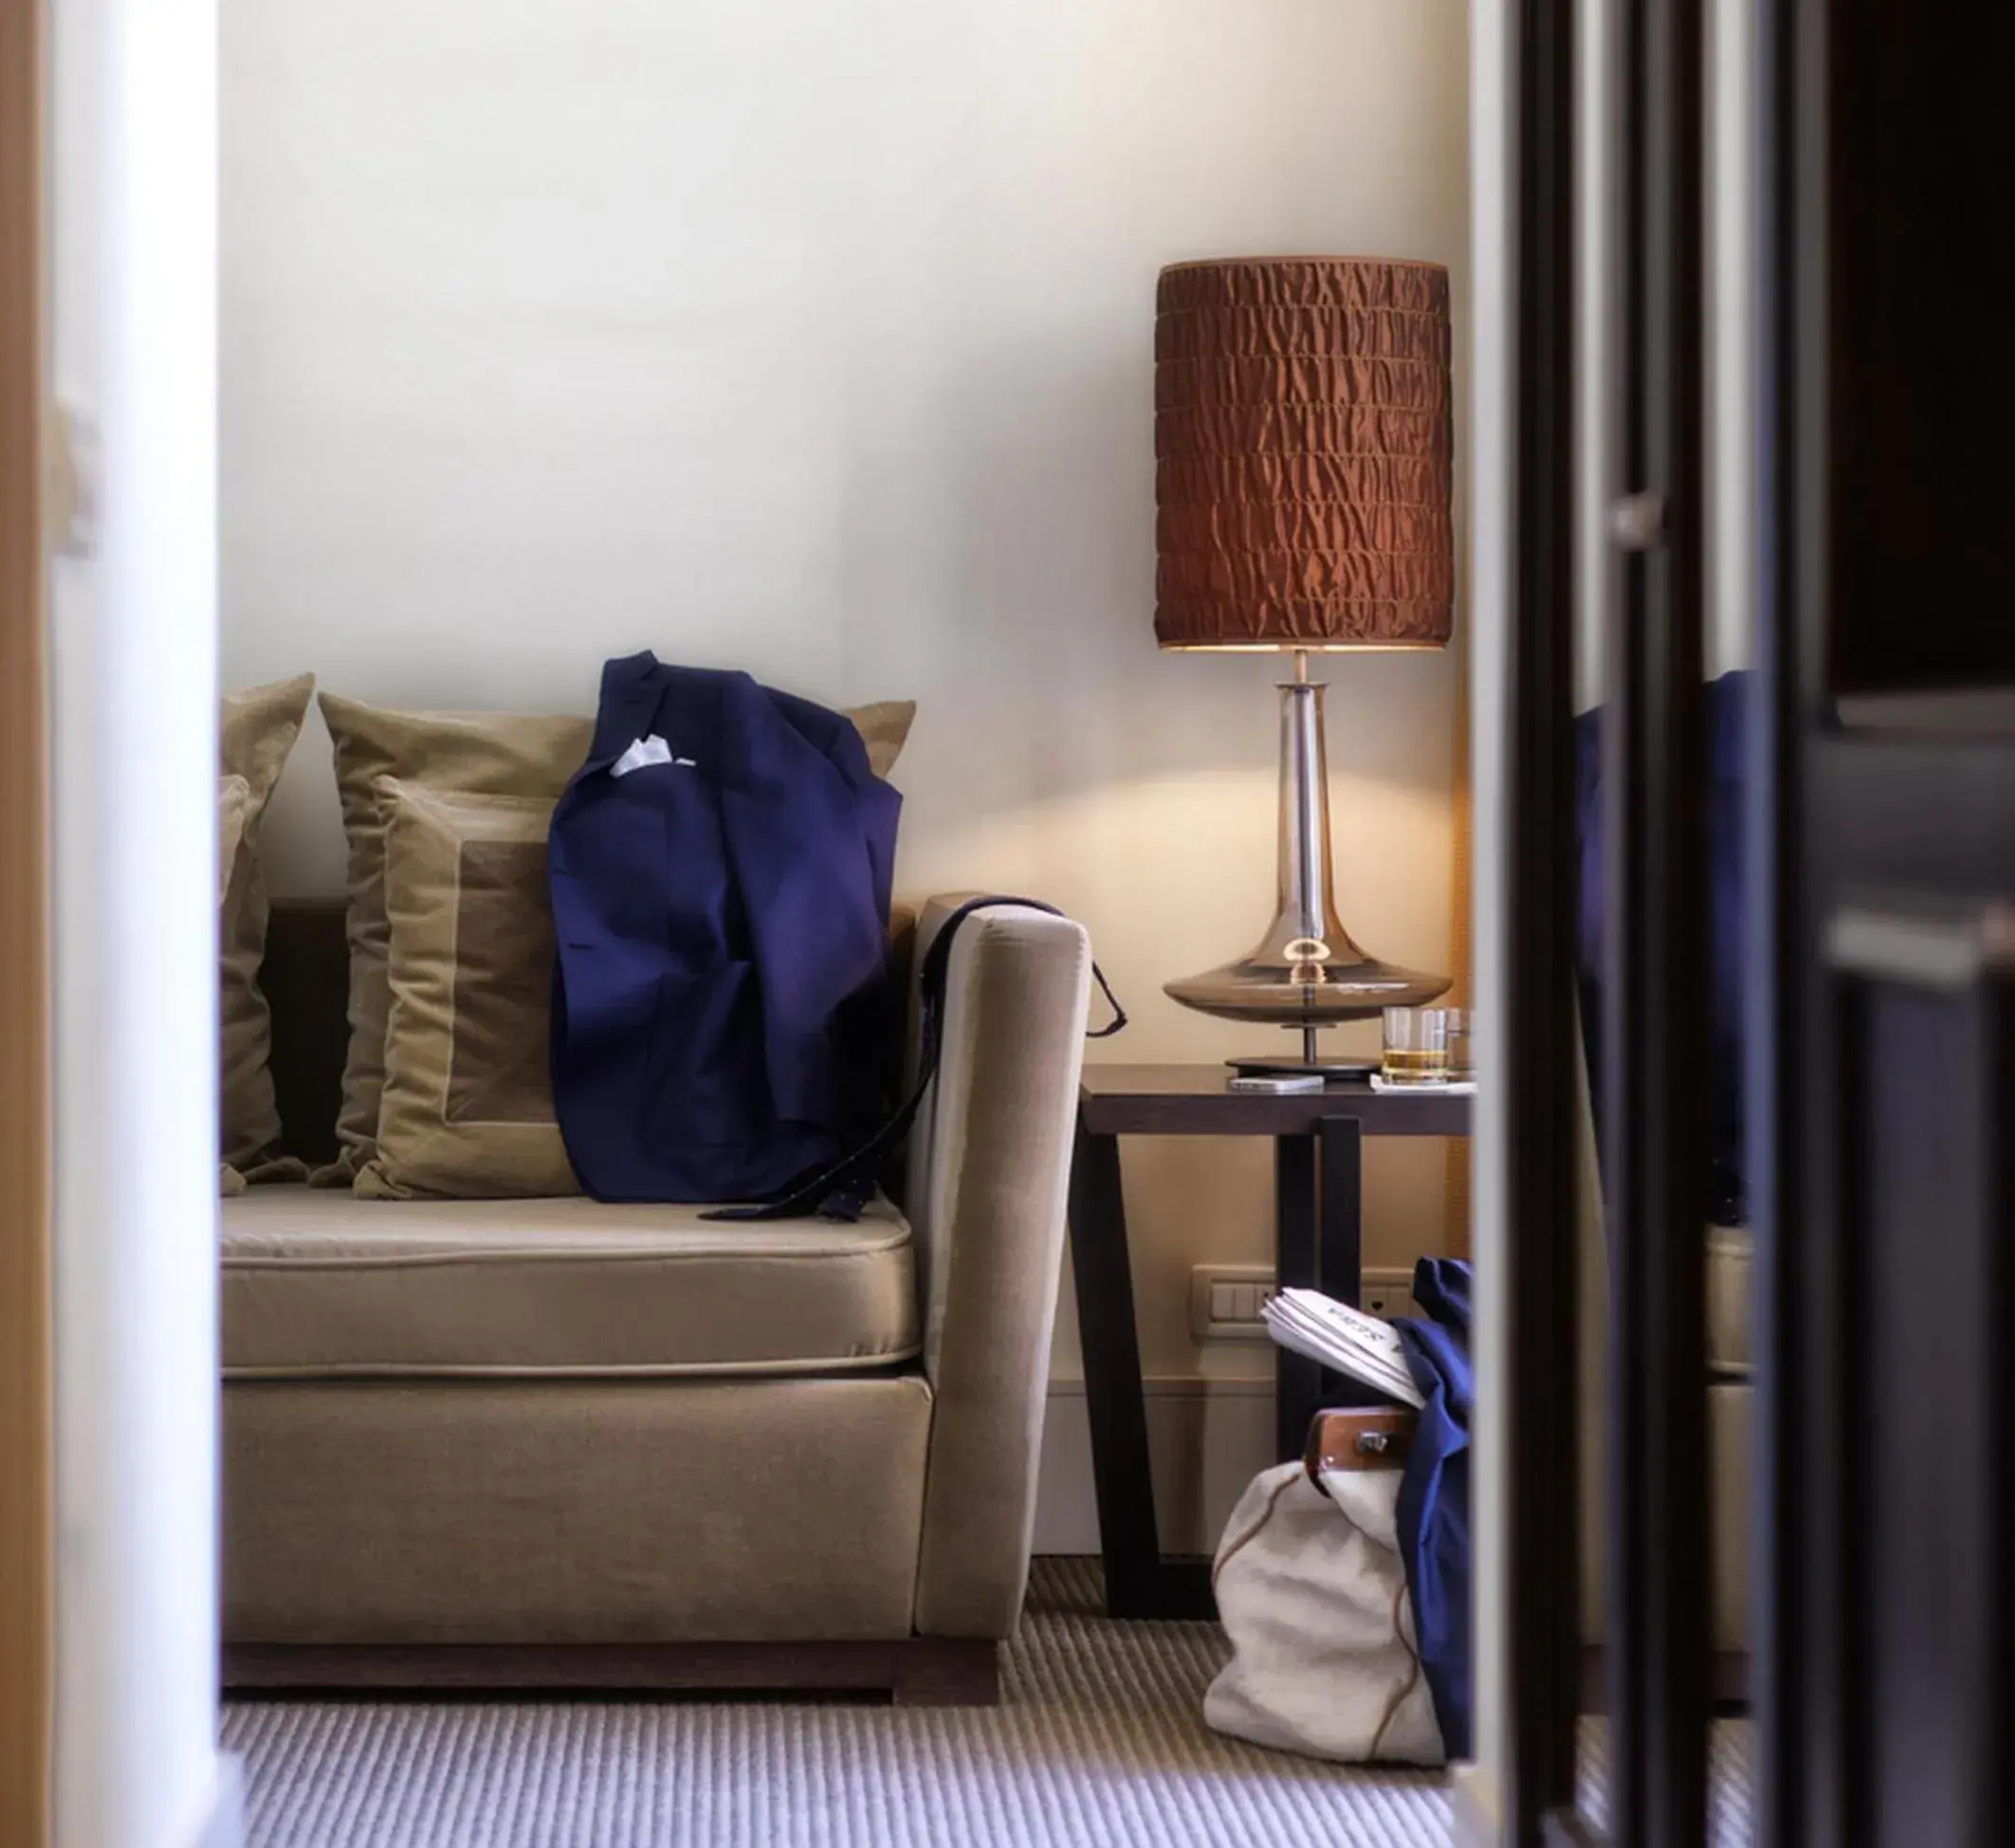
[1164,657,1448,1063]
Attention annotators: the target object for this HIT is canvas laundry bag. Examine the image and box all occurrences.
[1203,1458,1445,1766]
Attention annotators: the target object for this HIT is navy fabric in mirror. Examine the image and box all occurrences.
[1575,669,1750,1224]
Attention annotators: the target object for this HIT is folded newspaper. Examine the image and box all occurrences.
[1261,1287,1425,1410]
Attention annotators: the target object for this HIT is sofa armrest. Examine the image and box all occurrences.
[904,896,1092,1638]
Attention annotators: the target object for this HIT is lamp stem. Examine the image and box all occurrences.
[1275,671,1340,1071]
[1276,675,1334,961]
[1160,648,1452,1066]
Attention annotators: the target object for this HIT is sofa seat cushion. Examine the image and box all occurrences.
[1706,1224,1752,1378]
[221,1185,920,1380]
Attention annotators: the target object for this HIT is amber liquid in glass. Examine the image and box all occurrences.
[1382,1048,1450,1085]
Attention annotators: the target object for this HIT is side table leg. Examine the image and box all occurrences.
[1318,1115,1373,1407]
[1273,1134,1321,1462]
[1067,1123,1168,1618]
[1317,1116,1365,1307]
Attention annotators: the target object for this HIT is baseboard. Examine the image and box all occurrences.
[224,1638,998,1707]
[1034,1375,1274,1557]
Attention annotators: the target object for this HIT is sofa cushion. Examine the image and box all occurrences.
[1706,1224,1752,1377]
[223,1375,933,1643]
[221,1186,920,1379]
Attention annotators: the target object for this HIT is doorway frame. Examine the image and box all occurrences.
[1500,0,1585,1839]
[0,0,52,1840]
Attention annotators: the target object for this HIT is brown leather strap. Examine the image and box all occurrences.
[1304,1406,1420,1478]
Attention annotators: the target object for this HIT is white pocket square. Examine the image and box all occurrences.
[611,734,677,778]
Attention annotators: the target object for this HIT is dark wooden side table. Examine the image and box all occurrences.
[1068,1063,1472,1619]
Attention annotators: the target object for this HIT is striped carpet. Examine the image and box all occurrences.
[223,1560,1750,1848]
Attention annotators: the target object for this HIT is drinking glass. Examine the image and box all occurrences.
[1439,1008,1475,1081]
[1381,1007,1449,1086]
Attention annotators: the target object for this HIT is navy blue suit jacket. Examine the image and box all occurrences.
[1395,1258,1474,1762]
[548,654,901,1202]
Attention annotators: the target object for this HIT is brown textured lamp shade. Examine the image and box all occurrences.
[1154,257,1454,650]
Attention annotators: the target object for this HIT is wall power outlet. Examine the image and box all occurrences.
[1190,1264,1418,1341]
[1187,1265,1276,1341]
[1359,1267,1419,1321]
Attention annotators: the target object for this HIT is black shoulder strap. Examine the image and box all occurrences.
[705,896,1125,1223]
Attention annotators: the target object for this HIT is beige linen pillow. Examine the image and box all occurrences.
[357,779,576,1199]
[318,691,917,1187]
[219,673,315,1176]
[219,775,252,906]
[837,703,916,781]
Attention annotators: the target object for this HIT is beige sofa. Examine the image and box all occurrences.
[220,895,1091,1704]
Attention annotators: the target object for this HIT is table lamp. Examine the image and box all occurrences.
[1156,256,1454,1076]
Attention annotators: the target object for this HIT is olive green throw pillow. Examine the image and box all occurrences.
[315,698,592,1186]
[219,673,315,1180]
[357,780,577,1200]
[218,775,253,1198]
[319,692,917,1190]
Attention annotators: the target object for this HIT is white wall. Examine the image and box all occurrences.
[221,2,1471,1436]
[49,2,229,1846]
